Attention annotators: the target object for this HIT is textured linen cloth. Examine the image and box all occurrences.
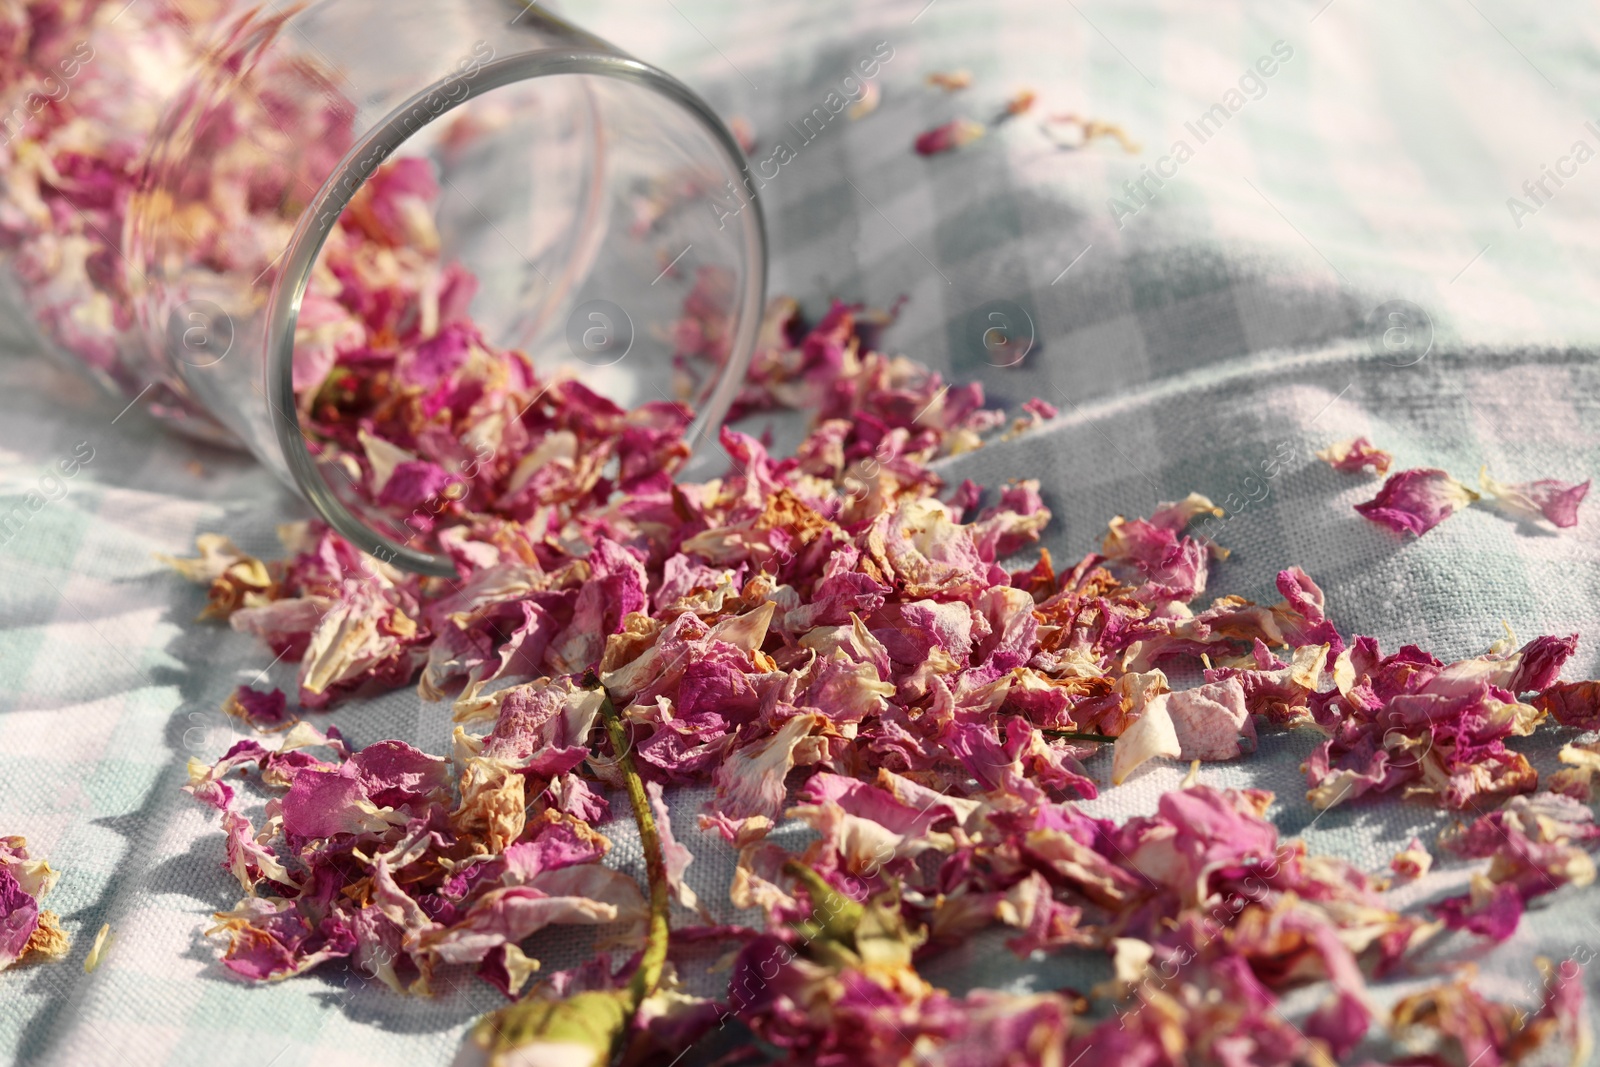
[4,0,1600,1064]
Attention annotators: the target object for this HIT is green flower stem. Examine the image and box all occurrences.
[1039,729,1119,744]
[594,679,670,1008]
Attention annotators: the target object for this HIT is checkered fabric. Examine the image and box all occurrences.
[4,0,1600,1064]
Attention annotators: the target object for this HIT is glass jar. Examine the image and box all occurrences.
[0,0,766,575]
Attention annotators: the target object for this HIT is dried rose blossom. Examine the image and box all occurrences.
[926,69,972,91]
[1316,435,1393,477]
[1354,467,1480,536]
[914,118,986,155]
[0,836,67,971]
[1479,466,1590,528]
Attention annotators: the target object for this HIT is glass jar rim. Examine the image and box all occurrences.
[263,46,767,577]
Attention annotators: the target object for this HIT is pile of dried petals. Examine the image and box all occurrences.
[169,280,1600,1065]
[10,4,1595,1064]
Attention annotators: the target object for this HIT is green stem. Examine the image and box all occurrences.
[590,674,670,1009]
[1039,728,1119,744]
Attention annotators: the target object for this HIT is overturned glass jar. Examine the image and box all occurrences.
[0,0,766,575]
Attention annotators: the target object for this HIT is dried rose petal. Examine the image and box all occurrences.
[1001,89,1036,116]
[1353,467,1480,536]
[1549,740,1600,801]
[926,70,972,91]
[1534,680,1600,730]
[1391,837,1432,881]
[1479,466,1590,528]
[1315,436,1393,477]
[223,685,294,731]
[914,118,985,155]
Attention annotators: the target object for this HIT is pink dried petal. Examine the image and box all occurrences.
[1509,633,1578,693]
[223,685,294,730]
[1479,467,1590,528]
[914,118,985,155]
[712,714,823,822]
[1353,468,1479,536]
[279,766,395,839]
[1315,436,1392,477]
[1390,837,1432,881]
[1163,678,1256,761]
[646,781,701,915]
[1433,879,1525,941]
[0,865,41,970]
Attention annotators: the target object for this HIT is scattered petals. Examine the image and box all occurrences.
[1433,793,1600,942]
[1041,112,1140,152]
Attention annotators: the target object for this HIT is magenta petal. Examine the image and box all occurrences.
[1304,990,1370,1058]
[1508,634,1578,693]
[226,685,291,729]
[1433,881,1524,942]
[1354,468,1477,537]
[376,460,461,511]
[1533,479,1590,527]
[1492,477,1590,528]
[280,768,379,839]
[0,866,40,967]
[349,740,451,809]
